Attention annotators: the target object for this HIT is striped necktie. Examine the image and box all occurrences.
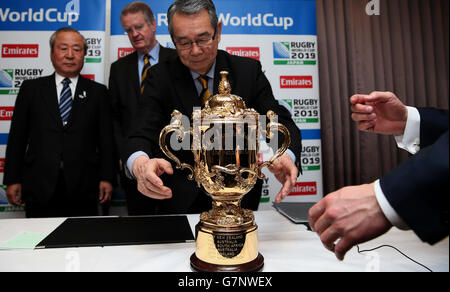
[59,78,72,125]
[198,75,211,105]
[140,54,151,95]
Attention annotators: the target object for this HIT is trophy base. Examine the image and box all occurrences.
[190,252,264,272]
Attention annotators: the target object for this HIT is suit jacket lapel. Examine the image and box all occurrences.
[66,75,88,128]
[42,73,63,126]
[213,50,232,95]
[159,45,169,62]
[127,51,140,100]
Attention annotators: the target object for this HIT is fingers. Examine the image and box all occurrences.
[139,171,173,199]
[319,226,340,252]
[133,157,173,200]
[275,173,293,203]
[308,195,333,233]
[350,103,375,115]
[351,113,376,123]
[155,158,174,176]
[350,91,395,105]
[308,194,351,260]
[271,154,298,203]
[136,159,173,200]
[6,193,21,206]
[349,94,370,105]
[6,184,22,206]
[367,91,396,103]
[98,182,113,204]
[308,200,325,229]
[334,237,355,261]
[99,188,112,204]
[350,100,378,131]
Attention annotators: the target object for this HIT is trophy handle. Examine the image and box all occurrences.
[159,110,195,180]
[257,110,291,179]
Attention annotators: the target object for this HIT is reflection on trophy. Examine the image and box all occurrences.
[159,71,291,272]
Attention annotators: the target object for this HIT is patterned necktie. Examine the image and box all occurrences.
[59,78,72,125]
[198,75,211,105]
[140,54,151,95]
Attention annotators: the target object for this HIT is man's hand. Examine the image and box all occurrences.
[99,181,113,204]
[132,156,173,200]
[308,183,392,261]
[268,153,298,203]
[6,183,22,206]
[350,91,408,135]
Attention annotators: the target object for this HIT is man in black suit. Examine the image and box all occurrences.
[108,1,177,215]
[125,0,302,214]
[3,27,115,218]
[309,91,449,261]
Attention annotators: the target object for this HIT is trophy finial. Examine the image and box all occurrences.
[219,71,231,94]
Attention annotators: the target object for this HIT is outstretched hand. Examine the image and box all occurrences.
[308,183,392,260]
[268,153,298,203]
[132,156,174,200]
[350,91,408,135]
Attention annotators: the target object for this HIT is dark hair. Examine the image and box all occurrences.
[121,1,155,25]
[49,27,88,56]
[167,0,218,37]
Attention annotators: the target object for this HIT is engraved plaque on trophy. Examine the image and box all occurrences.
[159,71,291,272]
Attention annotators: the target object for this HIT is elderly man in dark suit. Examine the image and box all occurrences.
[125,0,302,214]
[309,91,449,261]
[4,27,115,218]
[108,1,177,215]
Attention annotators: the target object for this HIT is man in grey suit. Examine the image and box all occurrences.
[108,1,177,215]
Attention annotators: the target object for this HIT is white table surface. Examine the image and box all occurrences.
[0,209,448,272]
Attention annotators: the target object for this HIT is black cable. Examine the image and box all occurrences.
[356,244,433,272]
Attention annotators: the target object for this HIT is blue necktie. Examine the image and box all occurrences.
[59,78,72,125]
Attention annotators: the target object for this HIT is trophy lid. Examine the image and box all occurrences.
[203,71,247,116]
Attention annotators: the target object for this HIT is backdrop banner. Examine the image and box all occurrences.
[0,0,321,217]
[0,0,106,217]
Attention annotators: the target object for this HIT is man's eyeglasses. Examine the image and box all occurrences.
[174,28,217,51]
[124,24,145,34]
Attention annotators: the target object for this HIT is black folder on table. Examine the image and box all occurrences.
[36,215,195,249]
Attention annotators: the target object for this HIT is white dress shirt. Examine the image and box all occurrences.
[55,72,78,104]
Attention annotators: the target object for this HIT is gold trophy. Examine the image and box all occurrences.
[159,71,291,272]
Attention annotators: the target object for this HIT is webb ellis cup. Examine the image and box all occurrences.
[159,71,291,272]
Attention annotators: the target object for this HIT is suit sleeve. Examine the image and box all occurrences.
[98,84,116,184]
[417,108,449,148]
[380,131,449,244]
[3,80,31,185]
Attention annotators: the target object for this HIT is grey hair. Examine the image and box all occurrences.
[49,27,88,56]
[120,1,155,26]
[167,0,218,37]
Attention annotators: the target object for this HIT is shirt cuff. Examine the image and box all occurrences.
[286,149,296,164]
[374,179,410,230]
[126,151,149,179]
[394,106,421,154]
